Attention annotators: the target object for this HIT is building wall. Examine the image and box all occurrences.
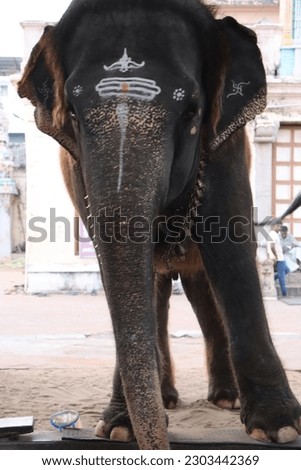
[271,124,301,238]
[23,101,100,292]
[215,4,279,25]
[0,69,26,258]
[11,167,26,252]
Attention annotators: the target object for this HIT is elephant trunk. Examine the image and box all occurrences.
[100,237,168,448]
[90,202,168,448]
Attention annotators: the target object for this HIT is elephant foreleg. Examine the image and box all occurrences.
[155,274,179,409]
[198,131,301,443]
[180,270,239,409]
[96,359,134,442]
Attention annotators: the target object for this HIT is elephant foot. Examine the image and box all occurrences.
[208,381,240,410]
[161,381,179,410]
[95,404,169,443]
[242,389,301,443]
[216,397,240,410]
[95,404,134,442]
[249,426,300,444]
[95,420,133,442]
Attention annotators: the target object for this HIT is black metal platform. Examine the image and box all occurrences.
[0,428,300,450]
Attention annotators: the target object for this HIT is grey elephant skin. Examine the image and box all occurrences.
[18,0,301,449]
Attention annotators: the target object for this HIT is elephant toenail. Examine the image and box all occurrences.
[249,428,271,442]
[110,426,132,442]
[277,427,299,443]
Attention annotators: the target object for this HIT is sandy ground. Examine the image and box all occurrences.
[0,261,301,440]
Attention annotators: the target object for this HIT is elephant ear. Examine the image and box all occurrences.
[208,17,267,151]
[18,26,79,159]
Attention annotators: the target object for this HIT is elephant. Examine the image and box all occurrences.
[18,0,301,450]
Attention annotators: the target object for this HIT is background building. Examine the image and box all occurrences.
[0,57,26,259]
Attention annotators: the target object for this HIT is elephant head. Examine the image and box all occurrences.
[18,0,270,449]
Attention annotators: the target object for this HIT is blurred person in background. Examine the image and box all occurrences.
[280,225,301,272]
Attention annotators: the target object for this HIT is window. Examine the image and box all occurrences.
[293,0,301,41]
[8,133,25,144]
[0,85,8,97]
[273,125,301,240]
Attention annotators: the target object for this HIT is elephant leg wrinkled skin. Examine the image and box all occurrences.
[180,270,239,410]
[155,264,240,411]
[197,130,301,443]
[95,362,134,443]
[156,274,179,409]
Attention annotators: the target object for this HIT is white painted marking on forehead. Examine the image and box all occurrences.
[96,77,161,101]
[116,103,129,192]
[97,48,161,102]
[104,48,145,73]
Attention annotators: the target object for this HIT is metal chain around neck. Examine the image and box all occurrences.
[159,156,207,270]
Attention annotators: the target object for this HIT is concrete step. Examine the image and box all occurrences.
[276,271,301,296]
[286,271,301,284]
[276,285,301,297]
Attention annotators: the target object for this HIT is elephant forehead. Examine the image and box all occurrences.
[61,5,204,94]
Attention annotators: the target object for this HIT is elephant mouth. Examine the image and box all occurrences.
[95,77,161,102]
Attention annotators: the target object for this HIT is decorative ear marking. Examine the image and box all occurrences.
[104,48,145,73]
[227,80,251,99]
[173,88,185,101]
[38,80,53,104]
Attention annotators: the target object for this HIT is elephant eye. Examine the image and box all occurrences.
[70,110,77,120]
[68,105,79,130]
[68,104,77,121]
